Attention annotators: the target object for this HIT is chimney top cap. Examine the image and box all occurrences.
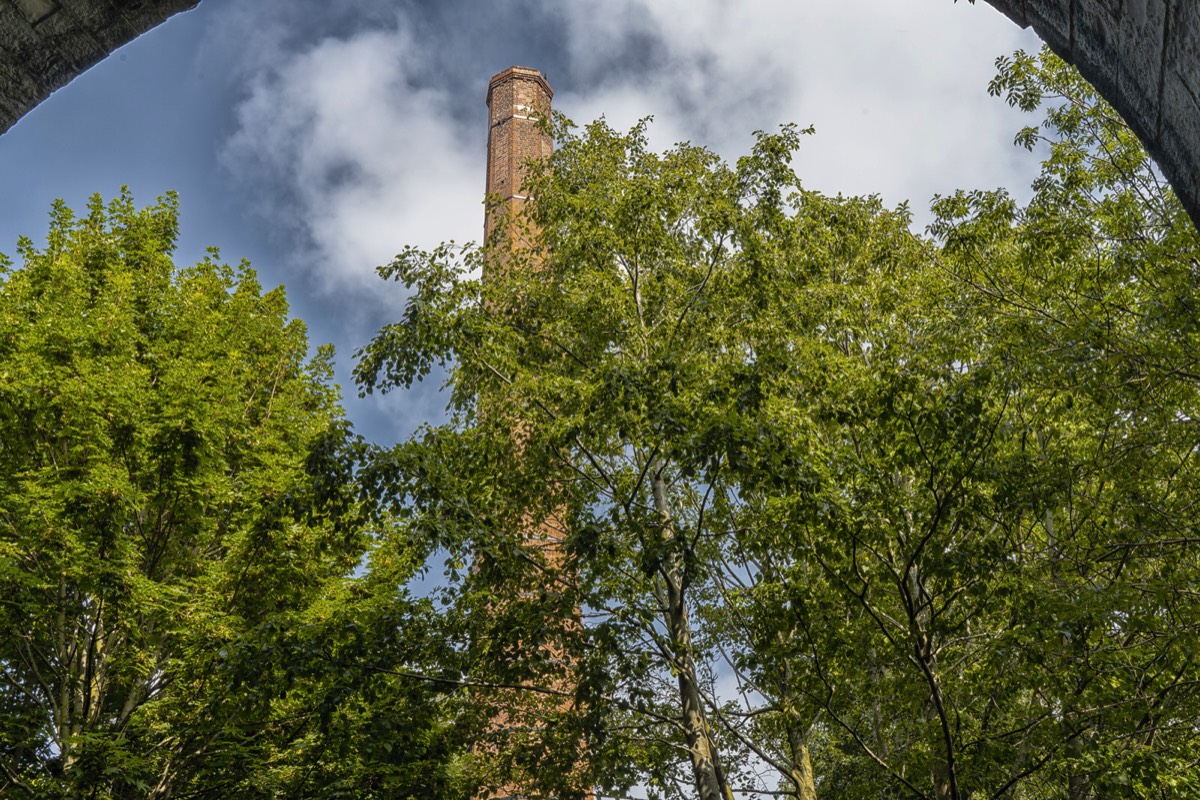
[486,66,553,106]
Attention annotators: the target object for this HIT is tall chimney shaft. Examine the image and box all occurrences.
[475,67,587,798]
[484,66,554,245]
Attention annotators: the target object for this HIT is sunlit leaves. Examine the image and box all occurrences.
[0,191,461,799]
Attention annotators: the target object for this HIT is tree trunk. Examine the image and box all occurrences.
[785,725,818,800]
[777,660,817,800]
[1066,736,1089,800]
[905,561,956,800]
[1047,509,1090,800]
[652,471,733,800]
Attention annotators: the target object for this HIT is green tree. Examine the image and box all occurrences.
[719,45,1200,800]
[716,46,1200,800]
[355,46,1200,800]
[923,46,1200,798]
[0,191,469,799]
[356,117,934,799]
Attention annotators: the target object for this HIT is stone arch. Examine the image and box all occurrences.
[0,0,1197,228]
[982,0,1200,228]
[0,0,198,135]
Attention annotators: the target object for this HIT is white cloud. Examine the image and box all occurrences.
[218,14,490,442]
[221,0,1045,303]
[547,0,1044,225]
[213,0,1047,443]
[221,20,482,299]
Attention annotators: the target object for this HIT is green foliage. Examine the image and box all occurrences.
[359,46,1200,800]
[0,190,468,799]
[360,114,924,798]
[922,45,1200,800]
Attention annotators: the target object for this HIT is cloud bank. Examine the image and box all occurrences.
[219,0,1041,293]
[221,19,482,296]
[210,0,1042,441]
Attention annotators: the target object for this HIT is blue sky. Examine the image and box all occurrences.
[0,0,1040,447]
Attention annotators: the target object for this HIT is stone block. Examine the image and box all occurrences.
[0,2,42,53]
[1024,0,1073,56]
[33,2,88,36]
[28,8,103,72]
[1071,0,1124,103]
[0,60,38,109]
[14,0,58,26]
[50,29,105,73]
[1166,1,1200,88]
[1115,0,1168,144]
[1160,2,1200,195]
[56,0,112,28]
[1070,0,1164,148]
[90,16,139,52]
[983,0,1030,28]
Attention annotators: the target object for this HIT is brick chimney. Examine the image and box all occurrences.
[484,66,554,245]
[475,66,590,800]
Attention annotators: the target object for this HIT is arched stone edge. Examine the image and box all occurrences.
[982,0,1200,230]
[0,0,200,136]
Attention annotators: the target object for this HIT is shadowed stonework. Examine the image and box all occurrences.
[982,0,1200,229]
[0,0,198,135]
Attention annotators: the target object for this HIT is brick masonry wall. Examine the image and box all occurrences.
[478,67,589,800]
[485,66,554,245]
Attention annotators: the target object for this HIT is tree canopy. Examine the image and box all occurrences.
[357,46,1200,800]
[3,43,1198,800]
[0,191,470,799]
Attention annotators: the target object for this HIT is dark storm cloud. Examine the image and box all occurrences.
[208,0,565,124]
[204,0,710,128]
